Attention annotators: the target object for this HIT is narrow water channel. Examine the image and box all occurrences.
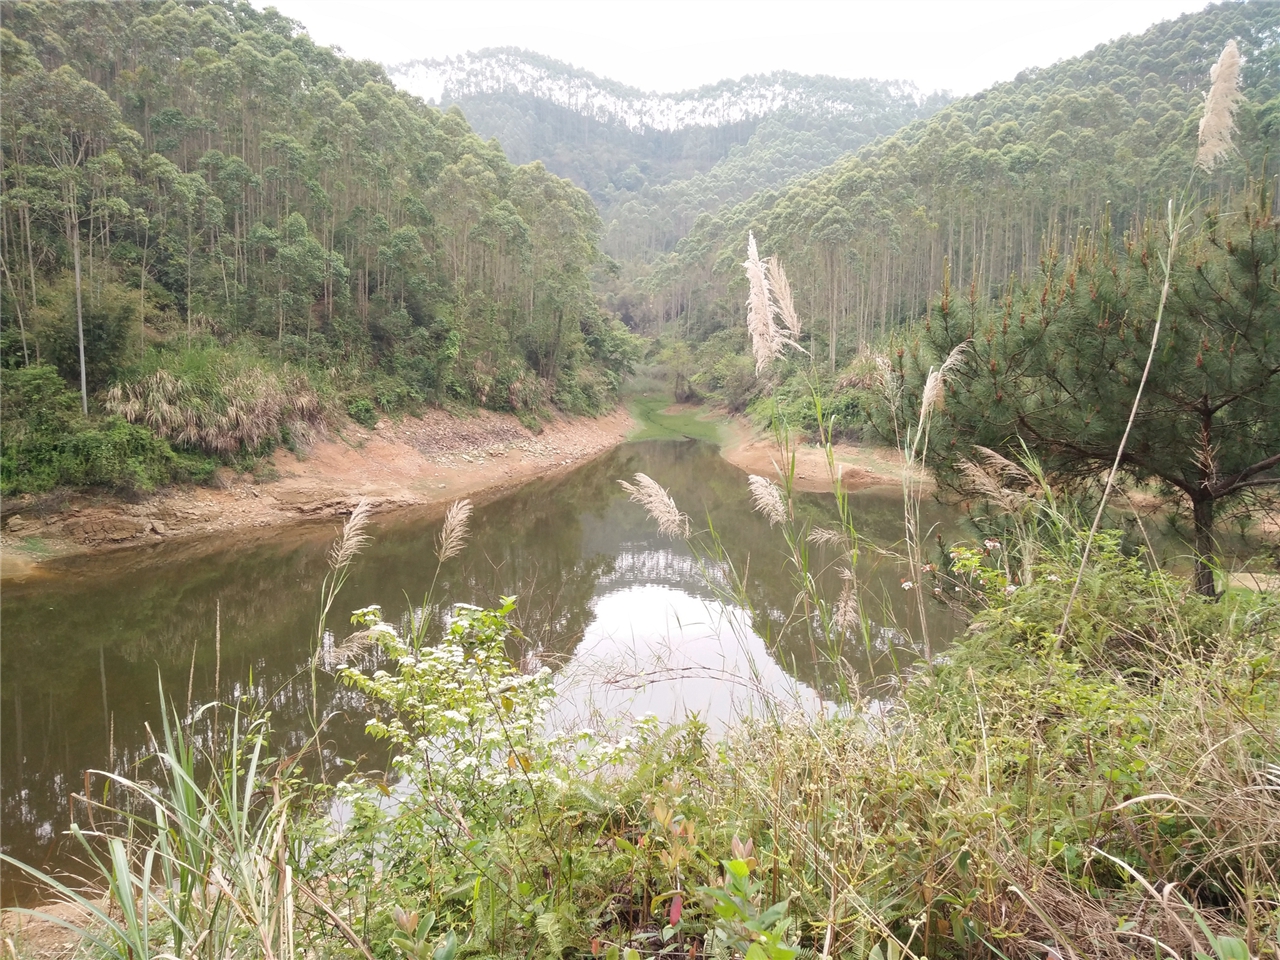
[0,439,961,901]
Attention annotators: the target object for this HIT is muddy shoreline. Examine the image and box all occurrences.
[0,404,910,580]
[0,407,637,580]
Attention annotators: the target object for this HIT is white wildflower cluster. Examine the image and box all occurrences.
[340,603,556,816]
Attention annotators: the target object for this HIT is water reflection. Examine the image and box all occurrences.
[551,584,824,730]
[0,439,960,901]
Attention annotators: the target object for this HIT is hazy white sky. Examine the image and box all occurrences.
[257,0,1211,97]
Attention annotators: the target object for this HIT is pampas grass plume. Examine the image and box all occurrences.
[437,499,473,563]
[768,256,802,339]
[742,234,808,374]
[1196,40,1243,172]
[747,475,787,526]
[330,497,372,571]
[619,473,689,539]
[919,341,970,418]
[833,568,859,634]
[744,232,783,374]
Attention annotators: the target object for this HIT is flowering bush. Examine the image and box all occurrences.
[339,600,555,828]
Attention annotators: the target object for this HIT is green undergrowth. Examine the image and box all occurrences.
[626,393,727,444]
[8,524,1278,960]
[0,364,219,495]
[315,546,1278,960]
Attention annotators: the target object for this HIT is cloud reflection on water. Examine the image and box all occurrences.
[552,582,823,733]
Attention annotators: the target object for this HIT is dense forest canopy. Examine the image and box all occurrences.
[390,49,949,326]
[3,0,1278,499]
[0,0,640,493]
[639,0,1279,366]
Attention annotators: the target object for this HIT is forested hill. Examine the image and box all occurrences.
[0,1,639,495]
[388,50,946,277]
[637,0,1280,356]
[390,49,940,197]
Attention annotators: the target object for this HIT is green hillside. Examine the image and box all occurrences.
[389,50,947,324]
[0,1,637,493]
[640,0,1279,371]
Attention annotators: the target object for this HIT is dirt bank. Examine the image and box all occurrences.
[0,402,919,580]
[0,407,634,579]
[718,416,913,491]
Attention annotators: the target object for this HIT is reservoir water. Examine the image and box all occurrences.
[0,439,961,901]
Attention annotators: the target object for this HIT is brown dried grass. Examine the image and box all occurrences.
[106,365,327,457]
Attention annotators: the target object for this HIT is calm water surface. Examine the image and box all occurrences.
[0,439,961,901]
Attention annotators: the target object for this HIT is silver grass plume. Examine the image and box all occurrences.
[744,233,783,373]
[329,498,372,571]
[619,473,689,539]
[833,568,859,634]
[919,341,971,419]
[808,526,847,547]
[744,235,806,374]
[768,256,802,339]
[957,455,1031,513]
[1197,40,1243,172]
[747,475,787,526]
[437,499,473,563]
[875,356,903,414]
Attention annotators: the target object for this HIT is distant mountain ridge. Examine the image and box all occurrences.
[387,47,946,280]
[389,48,933,132]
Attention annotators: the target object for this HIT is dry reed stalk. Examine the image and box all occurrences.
[747,474,787,526]
[618,473,689,539]
[1196,40,1243,172]
[436,499,473,563]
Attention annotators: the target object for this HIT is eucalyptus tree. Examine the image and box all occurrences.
[6,59,138,410]
[638,0,1279,359]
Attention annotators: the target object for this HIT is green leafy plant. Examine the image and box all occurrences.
[391,908,461,960]
[698,846,799,960]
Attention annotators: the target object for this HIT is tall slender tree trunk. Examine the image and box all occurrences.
[1,212,30,364]
[70,205,88,414]
[22,205,40,356]
[1,256,30,365]
[139,220,149,359]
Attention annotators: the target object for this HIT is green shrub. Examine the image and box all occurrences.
[345,396,379,427]
[33,276,135,393]
[1,364,215,493]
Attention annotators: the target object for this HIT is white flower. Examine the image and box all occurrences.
[984,539,1001,551]
[1004,584,1018,596]
[901,580,914,591]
